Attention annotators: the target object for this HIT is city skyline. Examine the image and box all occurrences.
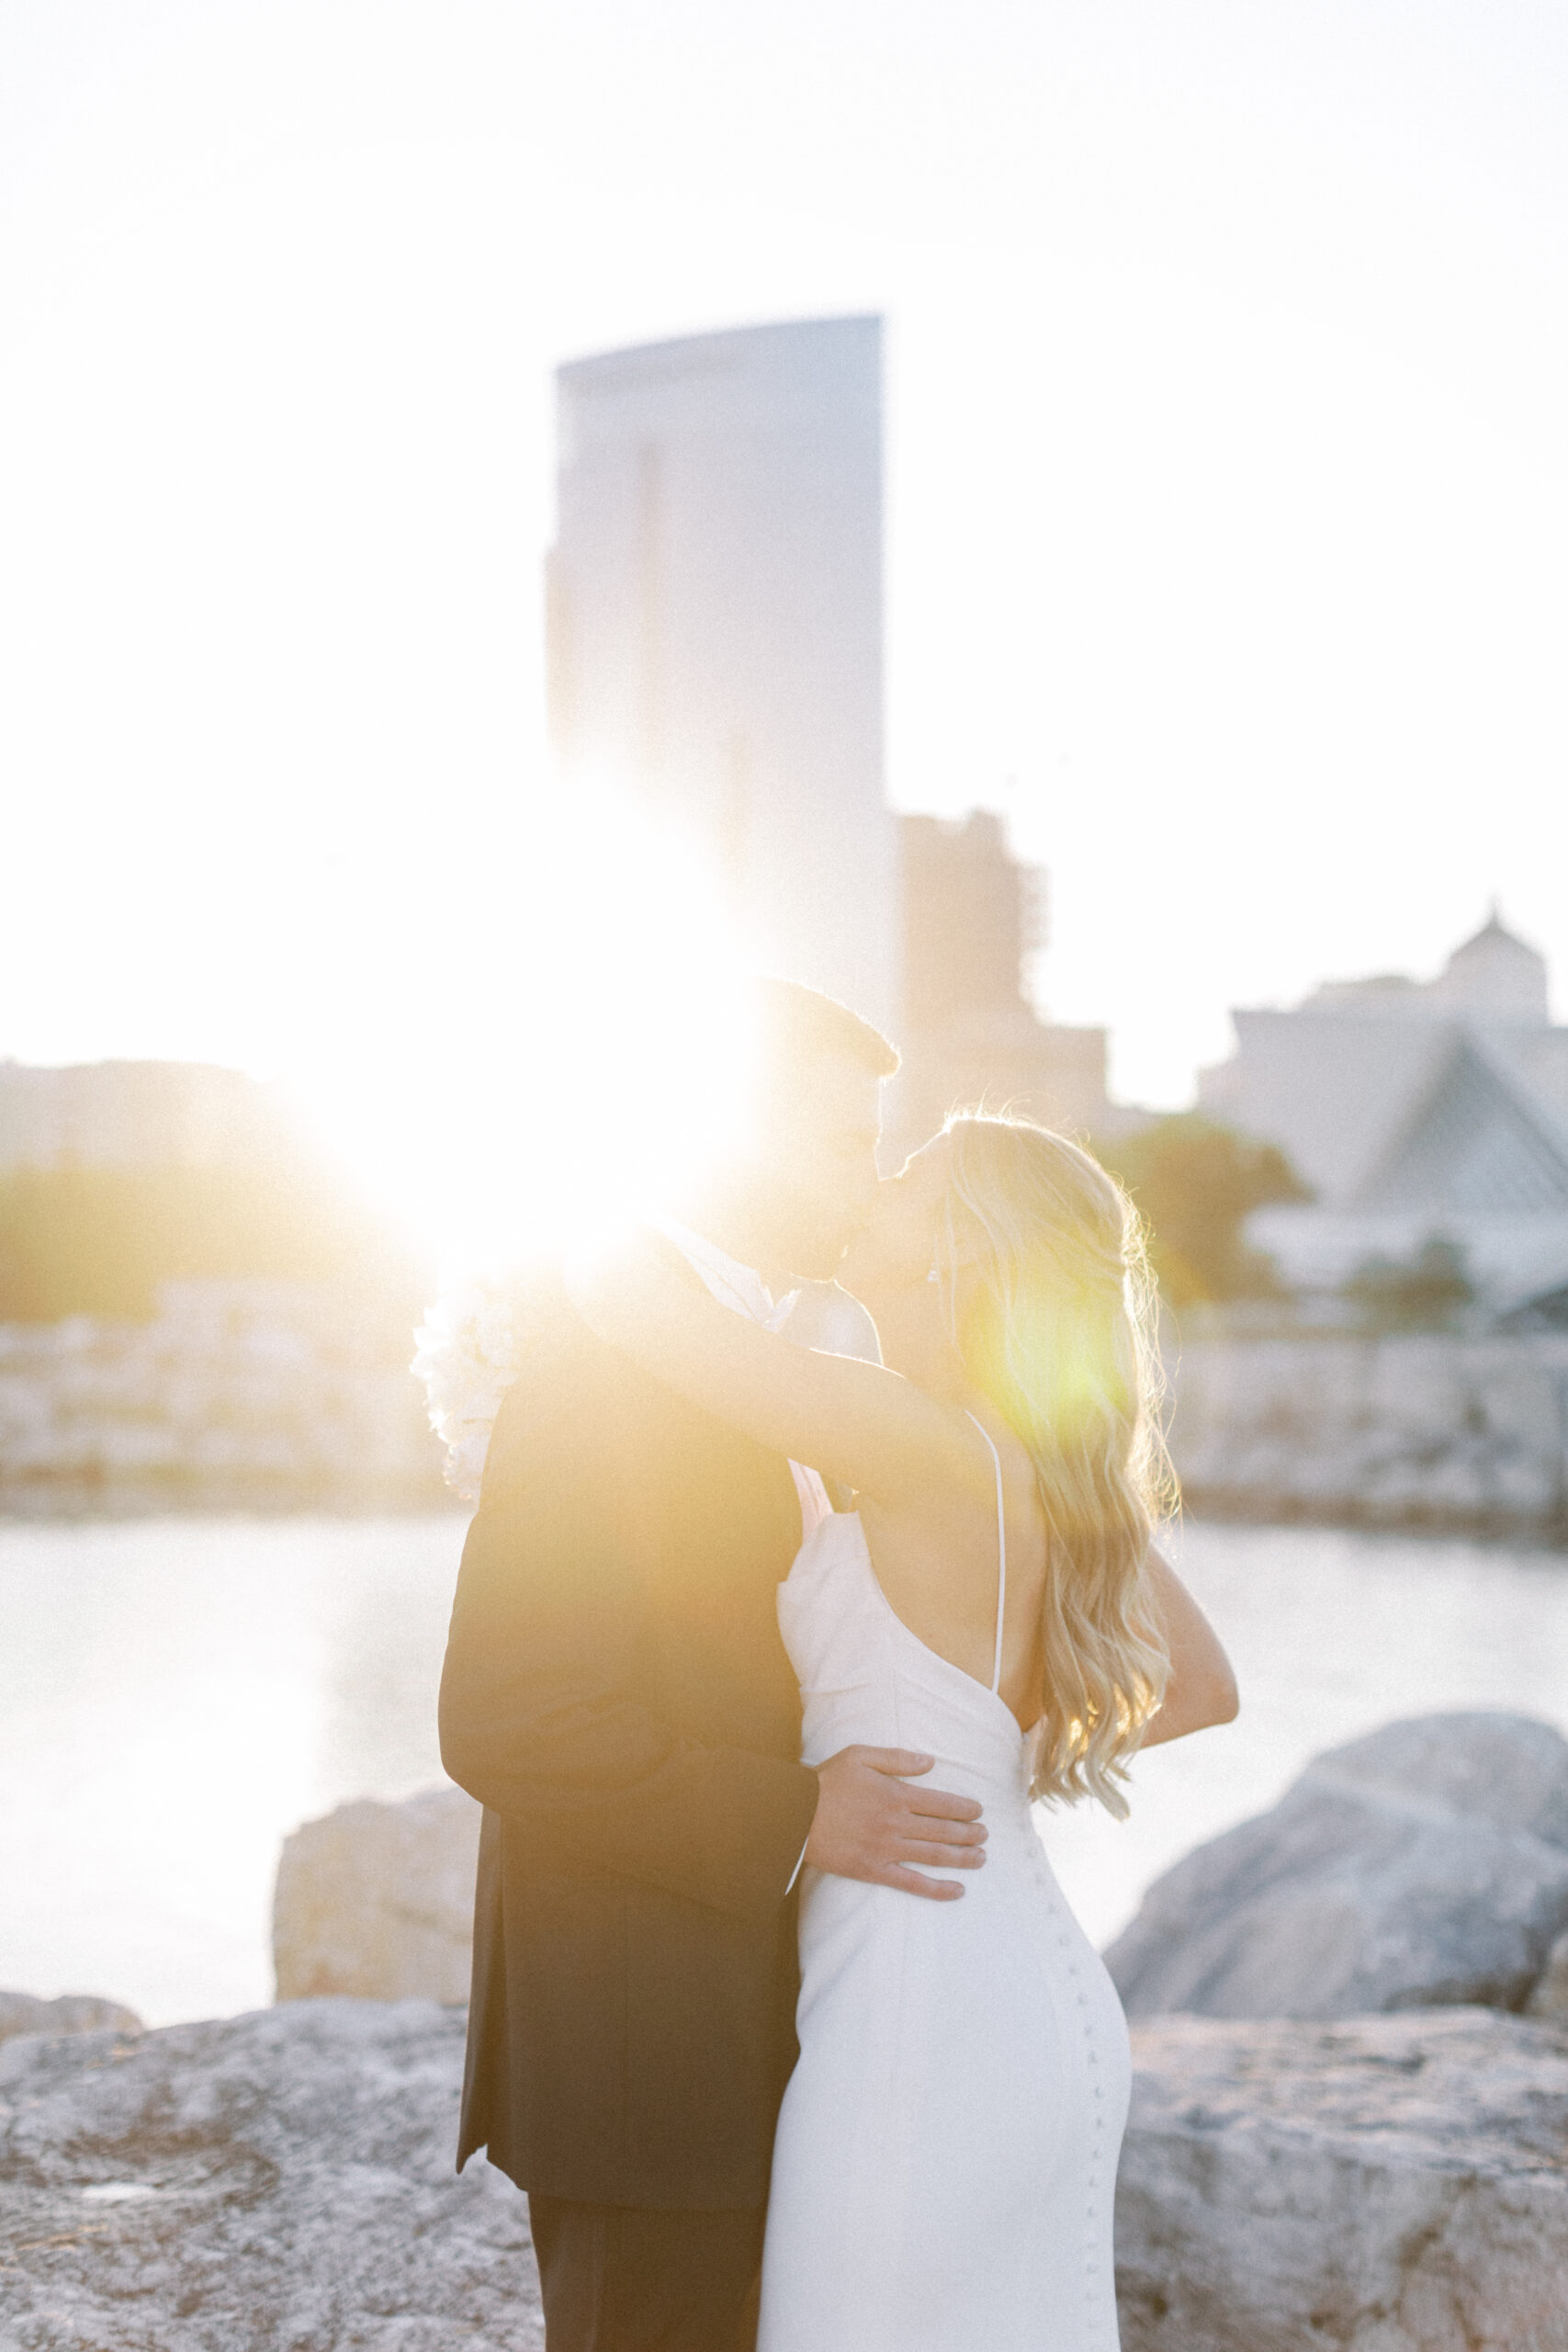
[3,0,1566,1120]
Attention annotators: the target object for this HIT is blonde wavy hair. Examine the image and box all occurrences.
[933,1113,1176,1815]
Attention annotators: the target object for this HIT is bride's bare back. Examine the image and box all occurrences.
[857,1418,1049,1731]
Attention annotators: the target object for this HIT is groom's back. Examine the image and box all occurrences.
[439,1274,818,2211]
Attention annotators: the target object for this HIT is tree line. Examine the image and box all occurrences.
[0,1159,428,1342]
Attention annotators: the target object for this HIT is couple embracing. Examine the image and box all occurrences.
[438,979,1237,2352]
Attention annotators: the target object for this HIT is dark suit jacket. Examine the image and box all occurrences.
[438,1271,820,2211]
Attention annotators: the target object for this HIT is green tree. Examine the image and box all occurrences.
[1344,1238,1473,1333]
[1092,1115,1311,1306]
[0,1159,429,1347]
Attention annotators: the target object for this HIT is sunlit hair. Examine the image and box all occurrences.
[933,1113,1175,1816]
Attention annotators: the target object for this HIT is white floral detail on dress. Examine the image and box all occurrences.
[412,1272,546,1500]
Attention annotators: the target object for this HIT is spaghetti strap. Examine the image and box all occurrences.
[964,1410,1008,1695]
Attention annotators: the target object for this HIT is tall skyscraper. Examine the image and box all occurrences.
[546,315,900,1035]
[889,811,1116,1158]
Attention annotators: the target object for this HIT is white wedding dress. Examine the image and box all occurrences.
[758,1420,1131,2352]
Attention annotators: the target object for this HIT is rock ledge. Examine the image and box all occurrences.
[4,1999,1565,2350]
[1120,2007,1568,2351]
[0,1999,542,2352]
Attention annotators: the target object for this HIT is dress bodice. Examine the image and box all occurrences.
[778,1510,1036,1841]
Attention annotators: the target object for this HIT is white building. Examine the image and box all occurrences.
[1200,914,1568,1311]
[546,316,900,1036]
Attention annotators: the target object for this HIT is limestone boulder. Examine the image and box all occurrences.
[0,1989,142,2047]
[4,1996,1562,2351]
[0,1998,541,2351]
[1107,1713,1568,2018]
[273,1784,481,2004]
[1118,2007,1568,2352]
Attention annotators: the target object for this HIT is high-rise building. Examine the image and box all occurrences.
[546,315,900,1035]
[890,810,1117,1156]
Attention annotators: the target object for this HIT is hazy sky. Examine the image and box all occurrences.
[4,0,1566,1135]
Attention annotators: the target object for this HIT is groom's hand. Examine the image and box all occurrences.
[804,1747,987,1902]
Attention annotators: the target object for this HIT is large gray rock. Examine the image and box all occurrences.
[0,1999,542,2351]
[4,1996,1562,2350]
[1108,1713,1568,2018]
[1118,2008,1568,2352]
[272,1784,481,2003]
[0,1989,142,2047]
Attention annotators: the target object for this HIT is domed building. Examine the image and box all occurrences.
[1198,912,1568,1316]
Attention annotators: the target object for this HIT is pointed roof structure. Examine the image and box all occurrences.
[1357,1033,1568,1216]
[1426,908,1549,1024]
[1200,913,1568,1302]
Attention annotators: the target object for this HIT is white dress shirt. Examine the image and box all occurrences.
[648,1216,835,1541]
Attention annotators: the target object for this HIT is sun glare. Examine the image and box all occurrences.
[288,784,754,1280]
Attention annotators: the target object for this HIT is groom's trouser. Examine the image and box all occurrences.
[529,2194,765,2352]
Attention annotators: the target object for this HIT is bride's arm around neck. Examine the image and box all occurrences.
[564,1231,991,1510]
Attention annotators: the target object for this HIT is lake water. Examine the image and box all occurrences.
[5,1512,1568,2026]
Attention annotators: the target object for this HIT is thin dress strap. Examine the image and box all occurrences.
[964,1409,1008,1695]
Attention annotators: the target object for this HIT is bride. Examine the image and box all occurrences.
[568,1110,1237,2352]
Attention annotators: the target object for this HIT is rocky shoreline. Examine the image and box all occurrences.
[1119,2007,1568,2351]
[3,2000,1564,2351]
[0,1295,446,1516]
[0,2001,540,2352]
[1167,1329,1568,1543]
[8,1714,1568,2346]
[6,1315,1568,1537]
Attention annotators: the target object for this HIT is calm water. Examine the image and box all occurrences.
[5,1512,1568,2026]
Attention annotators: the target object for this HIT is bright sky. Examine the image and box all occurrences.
[4,0,1566,1227]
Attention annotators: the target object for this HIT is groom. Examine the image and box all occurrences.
[438,980,988,2351]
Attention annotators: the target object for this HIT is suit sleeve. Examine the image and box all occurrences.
[438,1321,820,1928]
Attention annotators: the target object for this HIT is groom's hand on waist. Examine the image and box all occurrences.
[804,1747,987,1902]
